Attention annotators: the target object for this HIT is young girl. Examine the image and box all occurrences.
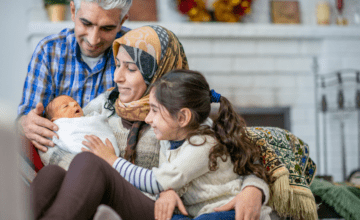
[85,69,273,219]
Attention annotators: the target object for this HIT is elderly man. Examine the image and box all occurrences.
[18,0,132,152]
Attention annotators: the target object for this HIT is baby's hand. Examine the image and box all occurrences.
[82,135,118,166]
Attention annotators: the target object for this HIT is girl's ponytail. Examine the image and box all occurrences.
[210,95,274,185]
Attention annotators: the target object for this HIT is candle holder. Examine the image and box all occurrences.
[336,0,348,25]
[317,1,331,25]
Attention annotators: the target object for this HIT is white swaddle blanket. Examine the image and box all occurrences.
[52,112,120,156]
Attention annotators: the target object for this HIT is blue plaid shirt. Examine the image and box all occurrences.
[18,27,129,116]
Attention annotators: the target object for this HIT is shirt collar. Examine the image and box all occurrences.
[74,41,113,72]
[169,139,186,150]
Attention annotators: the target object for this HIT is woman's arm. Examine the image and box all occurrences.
[241,174,269,204]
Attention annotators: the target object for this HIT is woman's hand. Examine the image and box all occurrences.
[213,186,263,220]
[82,135,118,166]
[155,189,188,220]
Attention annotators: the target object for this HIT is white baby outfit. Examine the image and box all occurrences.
[40,112,120,170]
[51,112,119,155]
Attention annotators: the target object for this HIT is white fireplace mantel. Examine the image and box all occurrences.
[28,21,360,40]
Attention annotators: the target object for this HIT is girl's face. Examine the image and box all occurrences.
[145,89,186,141]
[114,46,147,103]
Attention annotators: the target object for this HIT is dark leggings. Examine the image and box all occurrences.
[30,152,155,220]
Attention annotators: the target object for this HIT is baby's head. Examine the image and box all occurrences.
[44,95,84,121]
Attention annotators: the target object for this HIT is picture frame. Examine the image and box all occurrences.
[271,0,301,24]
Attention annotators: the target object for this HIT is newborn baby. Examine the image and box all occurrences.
[39,95,120,170]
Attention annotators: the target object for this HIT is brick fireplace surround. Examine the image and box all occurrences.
[28,22,360,182]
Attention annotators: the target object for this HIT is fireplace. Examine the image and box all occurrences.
[211,107,291,131]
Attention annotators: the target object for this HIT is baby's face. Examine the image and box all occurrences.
[48,96,84,121]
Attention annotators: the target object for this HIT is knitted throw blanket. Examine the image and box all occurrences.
[246,127,317,220]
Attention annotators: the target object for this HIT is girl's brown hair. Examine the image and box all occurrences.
[151,69,273,185]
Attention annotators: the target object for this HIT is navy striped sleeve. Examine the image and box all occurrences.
[113,158,164,194]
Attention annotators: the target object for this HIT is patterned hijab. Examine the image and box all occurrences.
[112,25,189,163]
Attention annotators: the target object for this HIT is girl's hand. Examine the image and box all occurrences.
[82,135,118,166]
[155,189,188,220]
[213,186,262,220]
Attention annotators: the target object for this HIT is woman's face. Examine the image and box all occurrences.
[114,46,147,103]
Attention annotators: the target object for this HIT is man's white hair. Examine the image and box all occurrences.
[73,0,132,20]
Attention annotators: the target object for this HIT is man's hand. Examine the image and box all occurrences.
[19,103,58,152]
[214,186,263,220]
[155,189,188,220]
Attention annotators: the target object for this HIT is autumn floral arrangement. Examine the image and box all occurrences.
[176,0,254,22]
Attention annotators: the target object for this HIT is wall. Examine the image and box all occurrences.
[0,0,30,123]
[0,1,31,219]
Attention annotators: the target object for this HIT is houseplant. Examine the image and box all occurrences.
[44,0,69,22]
